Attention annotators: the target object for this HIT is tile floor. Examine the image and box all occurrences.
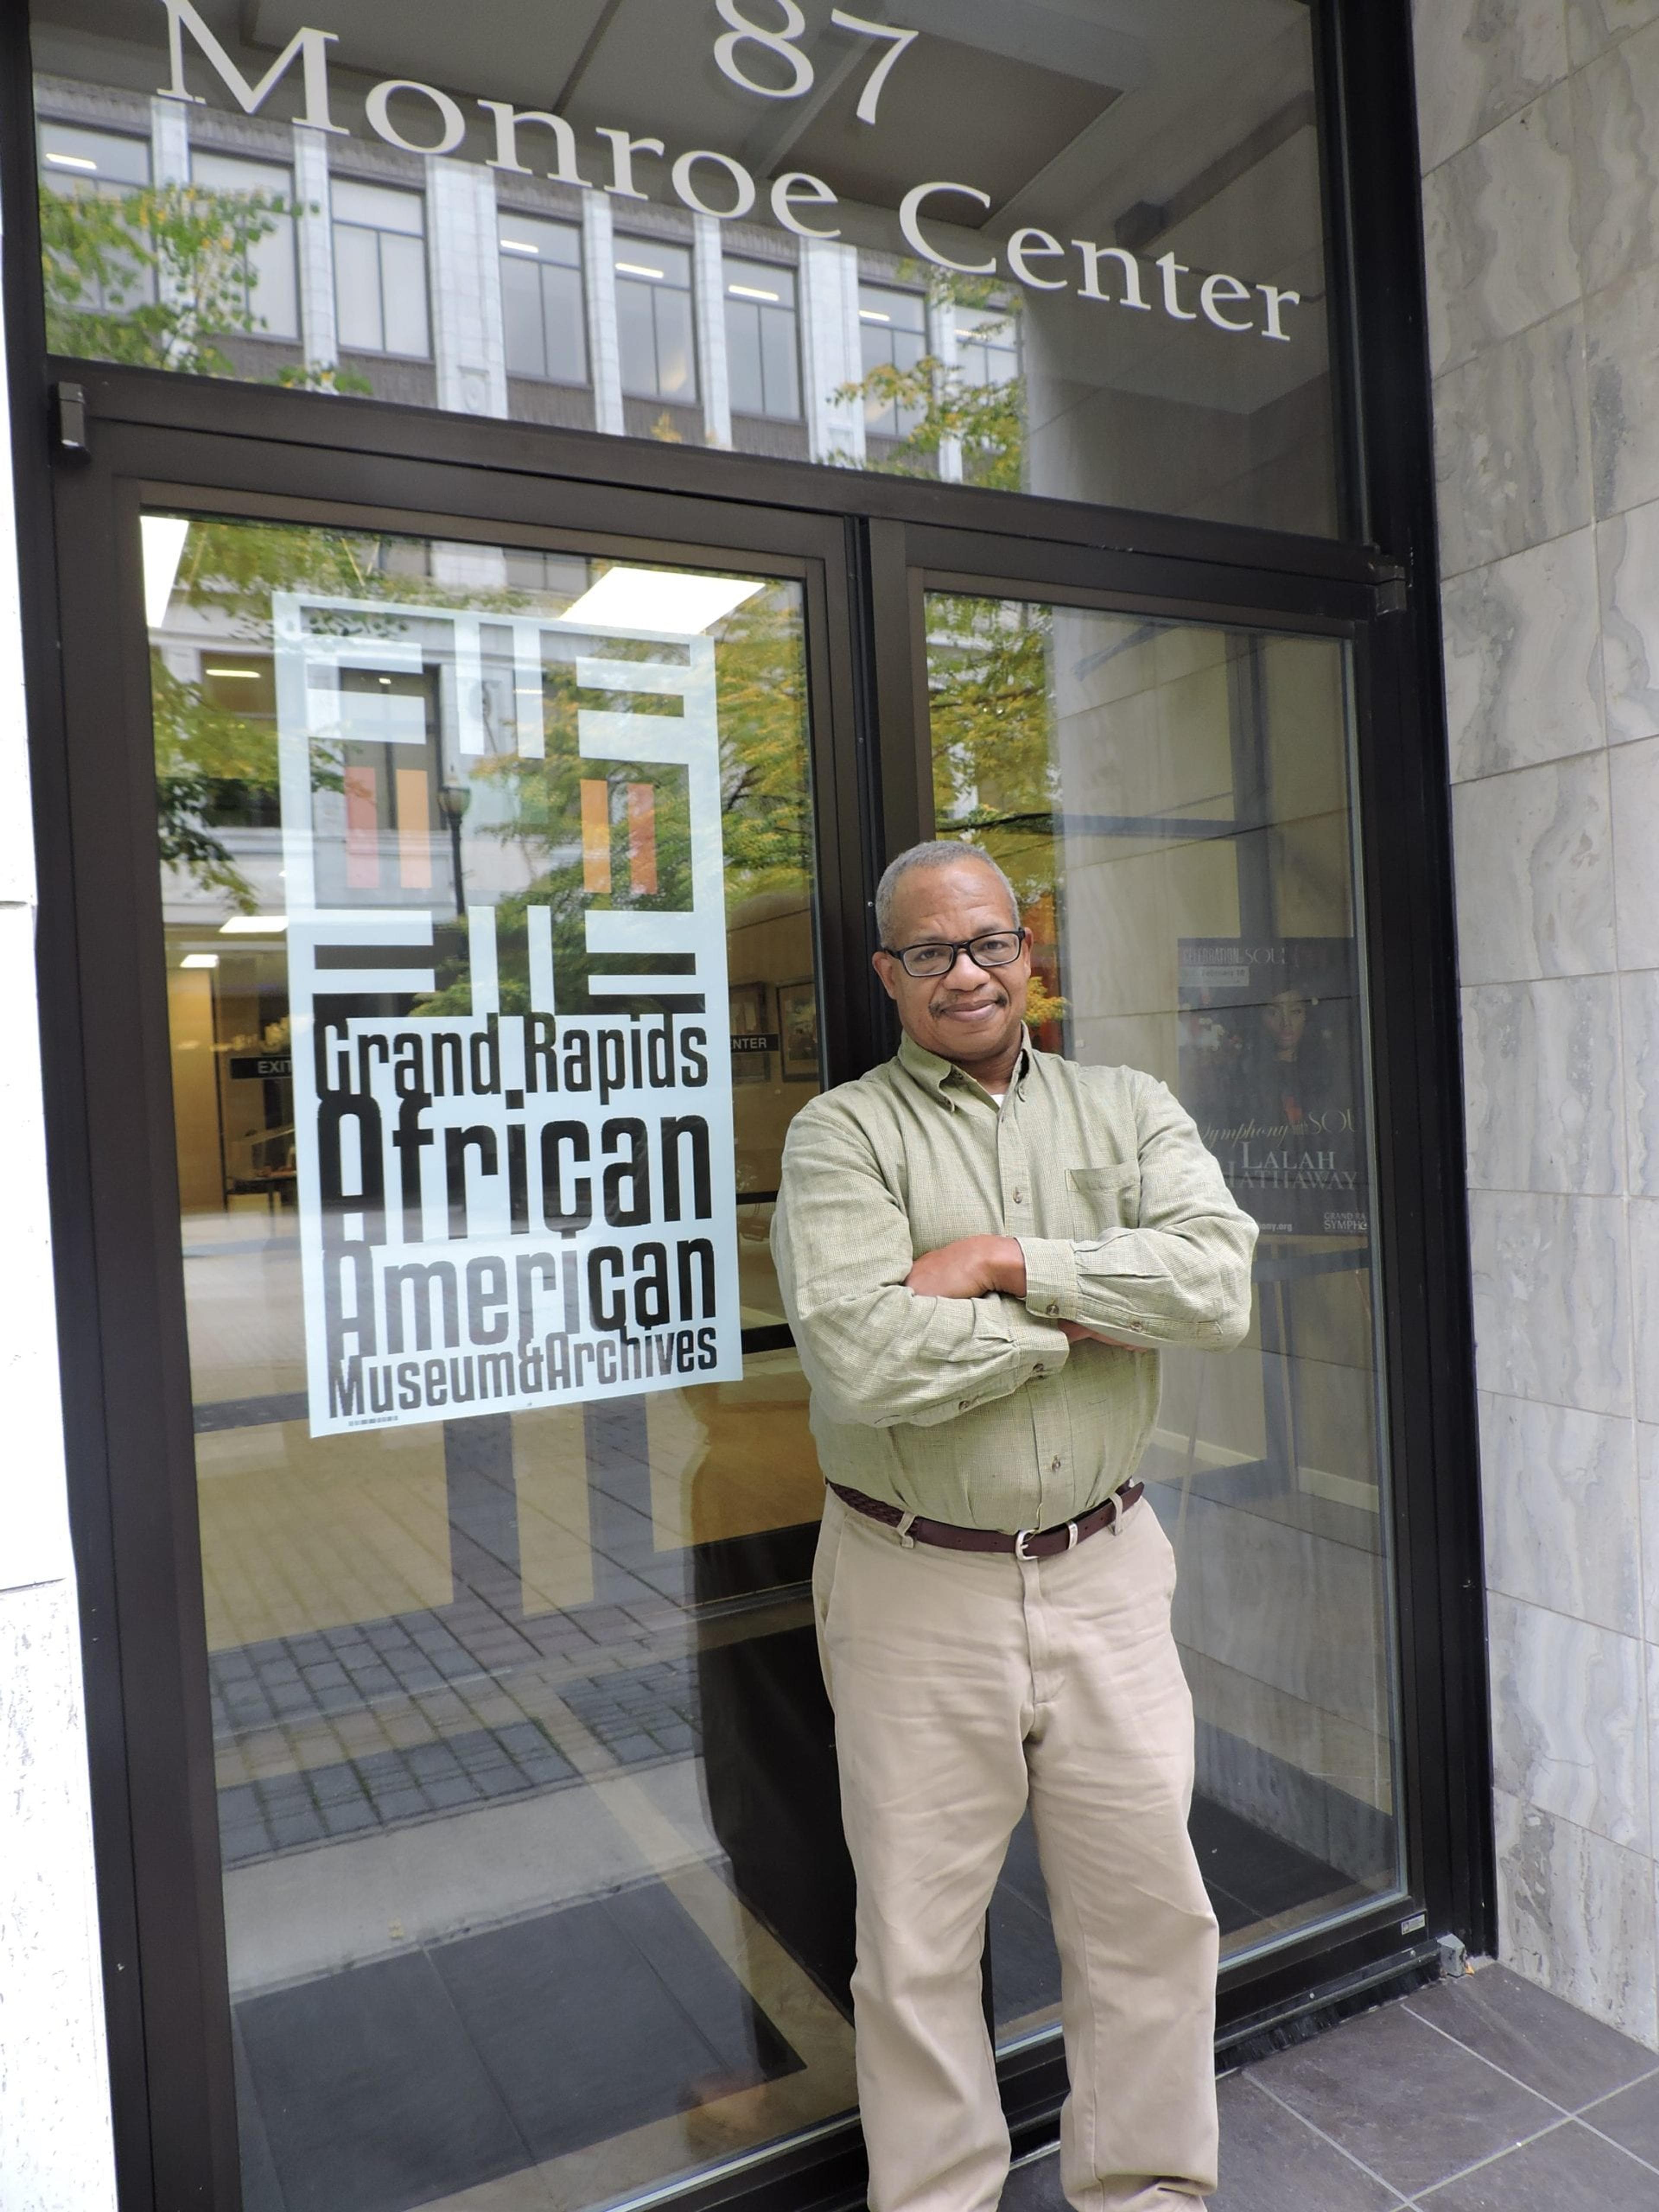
[1004,1963,1659,2210]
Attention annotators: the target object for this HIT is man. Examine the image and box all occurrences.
[770,840,1257,2212]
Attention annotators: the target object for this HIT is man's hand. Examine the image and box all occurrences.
[904,1235,1026,1299]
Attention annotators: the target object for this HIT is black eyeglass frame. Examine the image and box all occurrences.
[877,926,1030,979]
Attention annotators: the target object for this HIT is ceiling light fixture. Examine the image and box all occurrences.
[728,283,780,302]
[219,915,289,934]
[203,664,262,680]
[561,566,766,637]
[180,953,219,969]
[499,238,538,255]
[46,152,99,171]
[615,260,665,280]
[858,309,891,323]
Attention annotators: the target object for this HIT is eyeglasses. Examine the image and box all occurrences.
[880,929,1027,979]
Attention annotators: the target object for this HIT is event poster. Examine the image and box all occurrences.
[1177,938,1369,1239]
[275,589,741,1437]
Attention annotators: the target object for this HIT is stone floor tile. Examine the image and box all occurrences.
[1582,2067,1659,2165]
[1211,2076,1403,2211]
[1247,2002,1555,2198]
[1419,2117,1659,2208]
[1403,1964,1657,2108]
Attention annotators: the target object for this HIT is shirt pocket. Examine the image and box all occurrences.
[1066,1163,1140,1239]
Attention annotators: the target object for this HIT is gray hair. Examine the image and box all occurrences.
[874,839,1021,947]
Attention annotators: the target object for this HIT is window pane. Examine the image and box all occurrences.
[39,120,149,188]
[378,231,430,357]
[653,287,696,402]
[725,257,795,311]
[759,308,800,419]
[193,152,299,341]
[330,177,424,234]
[498,213,580,267]
[725,298,765,416]
[615,276,659,396]
[332,224,383,352]
[924,590,1403,2037]
[500,251,547,378]
[146,514,844,2212]
[539,262,587,385]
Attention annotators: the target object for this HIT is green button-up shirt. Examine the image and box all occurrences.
[771,1031,1258,1532]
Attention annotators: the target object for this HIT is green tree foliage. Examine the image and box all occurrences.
[40,180,369,388]
[836,272,1024,491]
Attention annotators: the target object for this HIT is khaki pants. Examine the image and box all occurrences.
[814,1488,1218,2212]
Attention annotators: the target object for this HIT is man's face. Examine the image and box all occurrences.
[872,861,1032,1068]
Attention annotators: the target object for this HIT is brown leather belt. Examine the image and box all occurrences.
[828,1479,1144,1560]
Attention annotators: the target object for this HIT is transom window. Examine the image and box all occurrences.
[191,150,298,342]
[614,239,696,405]
[332,178,429,359]
[724,257,800,421]
[858,282,927,439]
[499,215,587,387]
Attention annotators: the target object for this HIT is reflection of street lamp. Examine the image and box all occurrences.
[436,780,470,917]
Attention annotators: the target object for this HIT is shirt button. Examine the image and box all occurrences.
[1050,1456,1062,1473]
[1012,1187,1025,1204]
[1032,1363,1045,1377]
[1046,1301,1059,1315]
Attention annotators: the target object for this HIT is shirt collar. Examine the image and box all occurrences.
[897,1027,1032,1104]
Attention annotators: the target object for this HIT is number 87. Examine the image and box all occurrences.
[714,0,920,126]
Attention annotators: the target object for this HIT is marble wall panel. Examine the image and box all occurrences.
[1425,84,1579,377]
[1589,269,1659,517]
[1625,1196,1659,1421]
[1436,309,1592,575]
[1494,1788,1659,2040]
[1572,18,1659,296]
[1442,528,1605,779]
[1610,736,1659,964]
[1451,752,1615,983]
[0,1580,118,2212]
[1599,498,1659,742]
[1481,1392,1643,1633]
[1468,1189,1632,1416]
[1488,1592,1649,1845]
[1639,1424,1659,1643]
[1619,969,1659,1192]
[1569,0,1659,70]
[1462,977,1623,1193]
[1414,0,1571,172]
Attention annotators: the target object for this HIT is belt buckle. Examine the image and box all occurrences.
[1014,1528,1036,1561]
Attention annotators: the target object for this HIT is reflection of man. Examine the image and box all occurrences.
[772,841,1257,2212]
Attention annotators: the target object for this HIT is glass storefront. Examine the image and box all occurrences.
[151,514,859,2210]
[16,1,1489,2206]
[926,597,1402,1996]
[31,0,1338,531]
[139,505,1407,2212]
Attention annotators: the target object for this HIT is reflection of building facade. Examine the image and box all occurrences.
[11,2,1659,2209]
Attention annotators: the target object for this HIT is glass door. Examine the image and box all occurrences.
[915,585,1407,2046]
[143,508,858,2212]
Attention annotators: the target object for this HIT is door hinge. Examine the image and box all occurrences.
[1376,574,1407,615]
[52,380,89,457]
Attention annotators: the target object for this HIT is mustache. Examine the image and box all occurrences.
[929,982,1009,1017]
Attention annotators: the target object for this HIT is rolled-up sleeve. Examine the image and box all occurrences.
[1017,1075,1257,1351]
[772,1098,1070,1428]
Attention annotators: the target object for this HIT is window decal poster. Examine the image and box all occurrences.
[277,590,740,1436]
[1177,938,1369,1239]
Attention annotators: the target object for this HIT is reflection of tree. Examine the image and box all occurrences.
[41,182,365,389]
[153,521,462,904]
[153,523,814,988]
[422,584,812,1016]
[928,594,1067,1037]
[836,271,1023,491]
